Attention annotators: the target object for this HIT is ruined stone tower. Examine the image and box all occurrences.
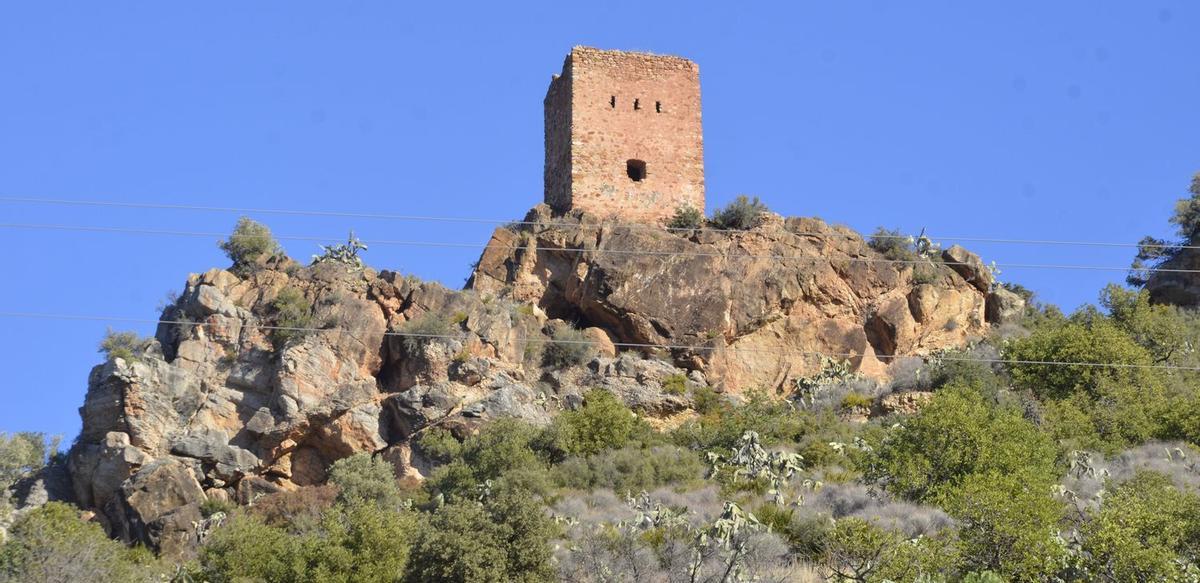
[544,47,705,223]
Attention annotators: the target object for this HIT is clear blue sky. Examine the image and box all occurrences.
[1,2,1197,439]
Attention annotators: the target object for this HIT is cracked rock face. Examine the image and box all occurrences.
[63,209,1012,556]
[470,205,1007,392]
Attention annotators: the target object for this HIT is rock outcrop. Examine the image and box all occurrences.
[470,205,1013,392]
[62,206,1016,555]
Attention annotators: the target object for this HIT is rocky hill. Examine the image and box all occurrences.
[57,206,1019,556]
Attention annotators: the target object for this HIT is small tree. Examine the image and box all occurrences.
[218,217,282,271]
[710,195,768,230]
[1128,172,1200,287]
[97,329,149,362]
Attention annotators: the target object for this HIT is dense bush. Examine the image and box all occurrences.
[0,502,157,582]
[1129,172,1200,286]
[201,502,417,583]
[409,488,556,583]
[218,216,282,271]
[867,386,1057,502]
[542,389,647,458]
[327,453,402,508]
[552,445,703,492]
[1080,471,1200,581]
[710,195,768,230]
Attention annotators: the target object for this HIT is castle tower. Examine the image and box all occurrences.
[544,47,705,223]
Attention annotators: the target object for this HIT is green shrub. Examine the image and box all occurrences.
[667,205,705,230]
[415,428,463,465]
[218,217,282,270]
[544,389,643,458]
[407,489,555,583]
[912,263,939,284]
[940,471,1065,580]
[97,328,149,362]
[1080,471,1200,582]
[839,393,874,411]
[866,386,1057,502]
[541,325,595,368]
[424,418,552,502]
[0,501,154,582]
[710,195,768,230]
[552,445,702,492]
[0,433,56,489]
[200,497,237,518]
[327,453,402,508]
[1006,315,1161,401]
[661,373,688,395]
[867,227,917,261]
[270,287,313,347]
[691,385,723,415]
[399,312,455,353]
[201,502,417,583]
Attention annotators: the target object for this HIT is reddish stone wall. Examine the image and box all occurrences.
[544,47,705,223]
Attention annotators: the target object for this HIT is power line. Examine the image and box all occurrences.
[3,311,1199,372]
[0,222,1186,274]
[0,195,1189,250]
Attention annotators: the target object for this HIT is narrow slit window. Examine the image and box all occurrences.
[609,95,616,108]
[626,159,647,182]
[634,98,641,110]
[655,101,662,113]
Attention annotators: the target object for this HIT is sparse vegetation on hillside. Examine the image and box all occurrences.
[667,204,705,229]
[540,324,594,368]
[218,217,282,272]
[269,287,314,347]
[98,329,150,362]
[710,195,768,230]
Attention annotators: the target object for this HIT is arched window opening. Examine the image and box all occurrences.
[626,159,647,182]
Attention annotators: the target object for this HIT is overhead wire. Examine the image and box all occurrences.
[2,311,1199,373]
[0,195,1190,250]
[0,222,1189,274]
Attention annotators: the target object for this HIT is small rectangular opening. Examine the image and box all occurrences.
[633,98,641,110]
[627,159,647,182]
[655,101,662,113]
[609,95,616,108]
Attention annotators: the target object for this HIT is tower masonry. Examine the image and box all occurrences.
[544,46,705,223]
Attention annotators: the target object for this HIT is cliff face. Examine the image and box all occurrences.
[62,207,1019,555]
[471,205,1016,391]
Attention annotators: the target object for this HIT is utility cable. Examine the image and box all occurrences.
[0,195,1189,250]
[3,311,1199,372]
[0,222,1186,274]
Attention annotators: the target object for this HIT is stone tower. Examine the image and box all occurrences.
[544,47,705,223]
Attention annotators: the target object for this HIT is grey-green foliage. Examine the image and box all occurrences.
[540,324,594,368]
[97,328,150,362]
[218,216,282,269]
[399,312,456,353]
[270,287,314,346]
[667,204,705,230]
[0,502,158,583]
[553,445,702,492]
[867,227,917,261]
[327,453,402,508]
[0,433,54,489]
[407,488,556,583]
[710,195,768,230]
